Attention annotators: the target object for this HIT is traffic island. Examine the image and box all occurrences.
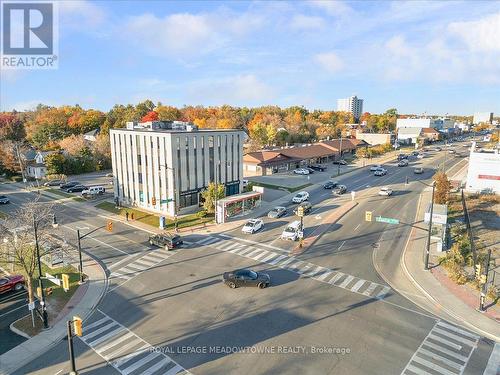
[292,201,358,256]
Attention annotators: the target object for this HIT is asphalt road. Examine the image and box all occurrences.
[4,138,499,375]
[0,289,29,354]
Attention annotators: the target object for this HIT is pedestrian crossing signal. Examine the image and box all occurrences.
[62,274,70,291]
[107,221,113,232]
[365,211,372,222]
[73,316,83,336]
[152,197,156,205]
[479,274,487,285]
[475,264,482,280]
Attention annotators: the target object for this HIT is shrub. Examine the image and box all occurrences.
[196,210,207,219]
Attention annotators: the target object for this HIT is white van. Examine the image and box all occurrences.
[281,220,302,241]
[82,186,105,196]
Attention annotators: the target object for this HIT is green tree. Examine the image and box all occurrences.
[201,182,225,214]
[44,153,66,174]
[434,172,451,204]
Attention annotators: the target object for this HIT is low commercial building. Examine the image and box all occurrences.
[465,143,500,194]
[397,127,423,144]
[421,128,440,142]
[110,120,246,216]
[353,130,392,146]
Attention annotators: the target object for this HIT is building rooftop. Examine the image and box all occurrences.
[113,121,243,133]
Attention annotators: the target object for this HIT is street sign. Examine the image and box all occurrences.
[375,216,400,225]
[45,273,61,286]
[297,206,304,217]
[365,211,372,222]
[28,302,35,311]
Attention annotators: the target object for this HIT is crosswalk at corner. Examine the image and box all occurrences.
[401,320,481,375]
[80,310,191,375]
[196,235,391,300]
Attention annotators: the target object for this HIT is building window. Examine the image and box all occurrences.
[179,192,198,208]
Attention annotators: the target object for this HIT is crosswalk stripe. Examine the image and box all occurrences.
[483,342,500,375]
[411,355,458,375]
[143,253,168,262]
[112,346,150,368]
[405,363,436,375]
[198,237,218,245]
[338,275,355,288]
[427,333,462,351]
[286,261,304,271]
[96,331,135,353]
[436,321,480,340]
[416,348,463,370]
[254,250,271,260]
[433,327,477,346]
[421,342,467,362]
[238,246,257,256]
[278,257,295,267]
[82,322,118,342]
[141,358,172,375]
[134,258,157,267]
[226,243,245,252]
[216,242,238,251]
[124,263,148,271]
[119,267,139,275]
[375,286,390,299]
[246,249,265,258]
[350,279,366,292]
[305,266,323,277]
[110,272,131,280]
[88,327,126,347]
[316,271,333,281]
[84,317,112,331]
[269,255,287,265]
[121,352,161,374]
[362,282,378,296]
[104,340,146,361]
[299,264,312,274]
[261,253,277,263]
[165,364,184,375]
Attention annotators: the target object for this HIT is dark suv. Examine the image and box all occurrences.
[149,233,183,250]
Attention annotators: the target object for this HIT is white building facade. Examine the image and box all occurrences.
[465,143,500,194]
[337,96,363,121]
[473,112,493,125]
[110,121,246,216]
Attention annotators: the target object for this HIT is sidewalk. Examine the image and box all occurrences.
[402,187,500,342]
[0,250,107,375]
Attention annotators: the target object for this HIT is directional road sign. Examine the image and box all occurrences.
[375,216,399,225]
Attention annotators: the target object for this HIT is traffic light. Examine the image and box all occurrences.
[152,197,156,205]
[107,221,113,232]
[62,274,70,291]
[297,206,304,217]
[480,274,487,285]
[73,316,82,337]
[475,264,482,280]
[365,211,372,222]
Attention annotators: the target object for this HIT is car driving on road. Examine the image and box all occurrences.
[370,164,383,171]
[414,167,424,174]
[149,233,183,250]
[333,159,347,165]
[292,191,309,203]
[223,269,270,289]
[374,168,387,176]
[242,219,264,234]
[0,195,10,204]
[333,185,347,195]
[398,160,408,167]
[268,207,286,218]
[0,275,25,294]
[293,168,310,175]
[323,181,338,189]
[378,187,393,196]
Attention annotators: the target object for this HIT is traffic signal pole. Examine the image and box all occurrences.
[67,321,77,375]
[479,249,492,312]
[424,182,435,271]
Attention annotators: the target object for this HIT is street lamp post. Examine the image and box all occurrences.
[424,182,436,271]
[33,215,49,329]
[337,136,343,176]
[76,230,84,284]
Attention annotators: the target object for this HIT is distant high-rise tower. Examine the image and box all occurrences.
[337,95,363,122]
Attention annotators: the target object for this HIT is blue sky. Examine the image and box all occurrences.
[1,0,499,115]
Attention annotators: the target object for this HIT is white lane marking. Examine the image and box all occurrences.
[376,286,391,299]
[354,224,361,231]
[436,321,480,340]
[362,282,378,296]
[338,275,355,288]
[350,279,366,292]
[337,240,346,251]
[329,272,345,284]
[427,334,462,351]
[219,234,286,252]
[316,271,333,281]
[422,341,468,362]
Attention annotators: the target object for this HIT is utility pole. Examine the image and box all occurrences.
[337,136,343,176]
[34,215,49,329]
[424,182,436,270]
[76,230,85,284]
[479,248,492,312]
[67,321,77,375]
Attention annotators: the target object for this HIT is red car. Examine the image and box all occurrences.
[0,275,25,294]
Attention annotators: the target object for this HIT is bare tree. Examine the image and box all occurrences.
[0,198,58,305]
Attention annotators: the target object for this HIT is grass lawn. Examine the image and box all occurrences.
[47,188,74,198]
[5,262,81,337]
[96,201,214,230]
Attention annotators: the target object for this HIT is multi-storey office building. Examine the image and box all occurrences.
[337,95,364,121]
[110,121,246,216]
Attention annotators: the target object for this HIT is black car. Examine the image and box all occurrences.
[333,185,347,194]
[60,181,80,189]
[149,233,183,250]
[0,195,10,204]
[293,201,312,215]
[397,154,408,160]
[309,165,326,172]
[323,181,338,189]
[304,167,315,174]
[223,269,270,289]
[66,185,87,193]
[44,179,64,187]
[333,160,347,165]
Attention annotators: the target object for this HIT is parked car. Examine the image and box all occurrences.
[378,187,393,196]
[411,151,420,156]
[66,185,88,193]
[333,185,347,195]
[333,159,347,165]
[293,168,310,175]
[370,164,383,171]
[323,181,338,189]
[397,154,408,160]
[223,269,270,289]
[414,167,424,174]
[81,186,105,196]
[43,179,64,187]
[149,233,183,250]
[268,206,287,218]
[0,195,10,204]
[242,219,264,234]
[309,165,326,171]
[60,181,80,189]
[448,150,455,154]
[281,220,302,241]
[374,168,387,176]
[304,167,315,174]
[292,191,309,203]
[398,160,408,167]
[0,275,25,294]
[293,202,312,216]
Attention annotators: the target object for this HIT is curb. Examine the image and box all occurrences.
[9,320,31,339]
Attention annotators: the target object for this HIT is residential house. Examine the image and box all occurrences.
[83,128,100,142]
[25,151,53,179]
